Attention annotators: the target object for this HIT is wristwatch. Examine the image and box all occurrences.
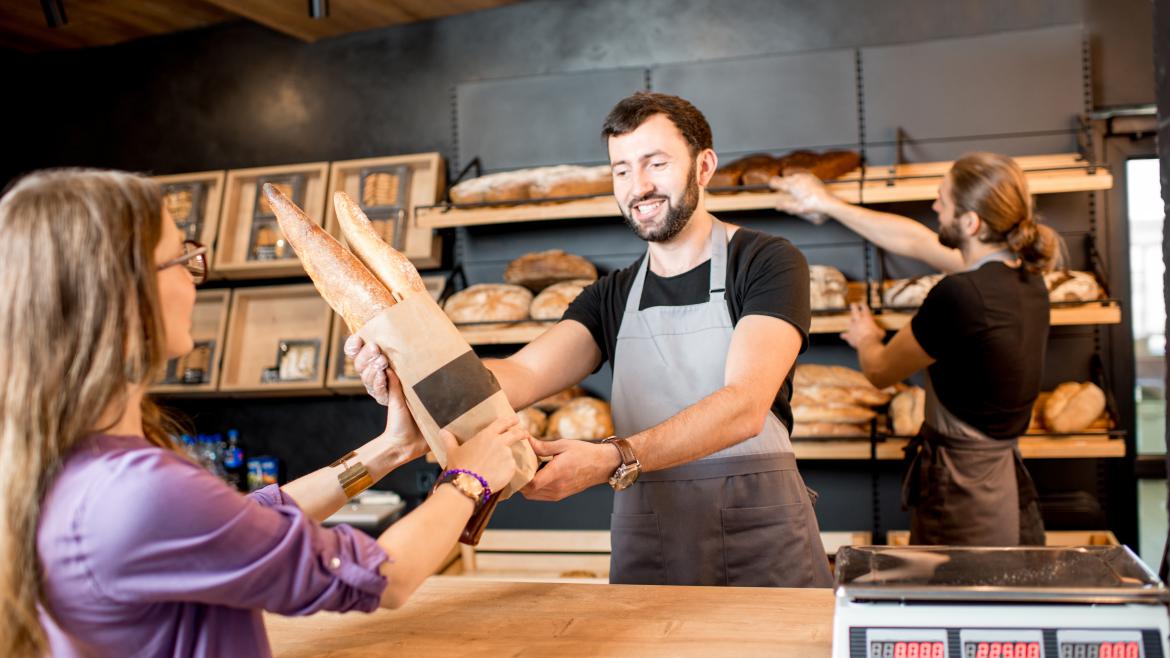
[433,469,486,507]
[601,436,641,491]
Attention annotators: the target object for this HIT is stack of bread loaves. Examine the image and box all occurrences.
[791,364,892,438]
[809,265,849,311]
[449,164,612,206]
[443,250,598,328]
[708,149,860,190]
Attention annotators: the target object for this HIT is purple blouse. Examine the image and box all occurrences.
[37,433,389,658]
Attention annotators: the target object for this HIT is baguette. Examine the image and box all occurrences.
[264,184,396,332]
[333,191,427,299]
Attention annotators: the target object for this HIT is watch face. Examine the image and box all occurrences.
[454,472,485,498]
[611,464,640,490]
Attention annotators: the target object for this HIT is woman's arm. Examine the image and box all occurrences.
[281,370,428,523]
[771,172,965,274]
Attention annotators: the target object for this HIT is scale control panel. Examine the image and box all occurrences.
[852,628,1163,658]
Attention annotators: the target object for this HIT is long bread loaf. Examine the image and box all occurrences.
[264,184,396,332]
[334,191,427,299]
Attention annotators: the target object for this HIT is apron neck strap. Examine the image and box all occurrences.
[626,219,731,310]
[966,248,1016,273]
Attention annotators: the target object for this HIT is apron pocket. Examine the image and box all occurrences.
[720,503,810,587]
[609,513,666,585]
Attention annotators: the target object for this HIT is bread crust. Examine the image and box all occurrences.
[265,184,395,332]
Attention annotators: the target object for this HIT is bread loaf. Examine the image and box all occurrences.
[792,385,891,408]
[709,154,774,189]
[781,150,861,181]
[533,386,586,412]
[809,265,848,311]
[1044,382,1106,433]
[792,422,868,438]
[546,397,614,441]
[891,387,926,436]
[793,404,876,424]
[1045,270,1101,302]
[443,284,533,327]
[709,150,861,192]
[334,192,427,299]
[529,165,612,199]
[883,274,944,308]
[794,364,876,390]
[504,250,598,291]
[1028,392,1051,432]
[517,407,548,439]
[530,279,591,321]
[264,185,396,332]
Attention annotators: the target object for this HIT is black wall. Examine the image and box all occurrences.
[1,0,1157,533]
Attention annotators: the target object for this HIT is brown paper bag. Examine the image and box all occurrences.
[357,293,538,498]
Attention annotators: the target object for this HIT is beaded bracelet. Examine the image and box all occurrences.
[439,468,492,506]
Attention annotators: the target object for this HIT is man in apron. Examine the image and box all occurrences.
[352,91,832,586]
[771,153,1055,545]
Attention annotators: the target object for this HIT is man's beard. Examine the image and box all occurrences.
[621,164,700,243]
[938,220,965,250]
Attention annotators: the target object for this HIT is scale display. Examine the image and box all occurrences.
[858,629,1150,658]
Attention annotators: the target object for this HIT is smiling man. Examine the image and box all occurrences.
[354,91,831,587]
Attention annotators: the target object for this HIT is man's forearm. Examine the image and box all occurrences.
[484,358,541,410]
[855,335,895,389]
[626,386,767,472]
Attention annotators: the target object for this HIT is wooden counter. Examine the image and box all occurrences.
[265,576,836,657]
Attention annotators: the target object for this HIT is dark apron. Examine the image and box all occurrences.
[608,220,833,587]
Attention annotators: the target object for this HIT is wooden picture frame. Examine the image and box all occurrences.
[152,170,226,279]
[150,288,230,395]
[219,283,332,394]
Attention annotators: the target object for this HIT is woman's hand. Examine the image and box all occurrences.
[345,334,390,406]
[840,303,886,350]
[382,368,429,461]
[770,172,835,224]
[436,417,529,493]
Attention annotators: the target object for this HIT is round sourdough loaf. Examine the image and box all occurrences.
[443,283,533,326]
[533,385,586,412]
[530,279,592,321]
[504,250,598,291]
[1043,381,1106,433]
[517,407,548,439]
[546,397,614,441]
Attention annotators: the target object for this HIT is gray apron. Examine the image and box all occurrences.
[608,220,833,587]
[901,251,1045,546]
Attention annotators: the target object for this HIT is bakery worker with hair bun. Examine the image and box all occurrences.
[352,91,833,587]
[771,153,1058,546]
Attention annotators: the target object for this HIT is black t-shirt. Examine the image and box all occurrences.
[910,262,1050,439]
[563,227,811,433]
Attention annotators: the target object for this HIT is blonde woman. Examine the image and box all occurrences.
[0,169,527,657]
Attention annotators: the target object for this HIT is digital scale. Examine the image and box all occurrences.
[832,546,1170,658]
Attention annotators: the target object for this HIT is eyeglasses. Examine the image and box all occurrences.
[157,240,209,285]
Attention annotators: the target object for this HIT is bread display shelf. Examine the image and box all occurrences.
[453,302,1122,347]
[214,162,330,279]
[793,433,1125,460]
[326,153,445,269]
[219,283,333,395]
[150,289,230,396]
[325,313,364,393]
[414,153,1109,229]
[153,170,226,278]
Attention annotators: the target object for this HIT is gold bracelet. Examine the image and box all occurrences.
[330,450,373,499]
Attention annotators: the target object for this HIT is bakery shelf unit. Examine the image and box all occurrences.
[325,313,364,393]
[214,162,330,279]
[153,170,226,276]
[219,283,333,395]
[150,289,231,396]
[413,153,1109,230]
[326,153,445,269]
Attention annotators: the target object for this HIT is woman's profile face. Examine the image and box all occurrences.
[154,210,197,359]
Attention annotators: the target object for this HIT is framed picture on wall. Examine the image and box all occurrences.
[161,181,207,242]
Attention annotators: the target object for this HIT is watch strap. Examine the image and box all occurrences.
[602,436,636,466]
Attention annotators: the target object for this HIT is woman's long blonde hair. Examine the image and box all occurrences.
[0,169,180,656]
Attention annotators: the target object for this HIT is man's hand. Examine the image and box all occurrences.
[769,171,834,224]
[521,439,621,501]
[345,334,390,406]
[840,303,886,350]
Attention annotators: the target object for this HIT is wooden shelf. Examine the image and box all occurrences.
[327,153,445,269]
[214,162,330,280]
[219,283,333,395]
[413,153,1110,230]
[153,170,226,279]
[150,289,230,396]
[460,323,552,345]
[857,153,1112,204]
[794,433,1124,460]
[325,313,365,393]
